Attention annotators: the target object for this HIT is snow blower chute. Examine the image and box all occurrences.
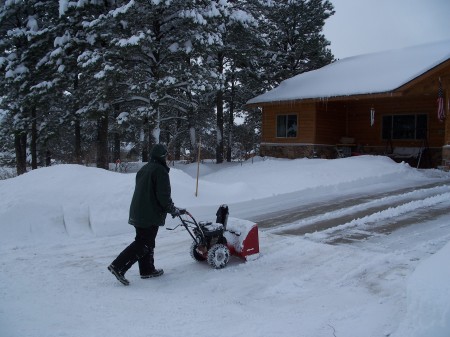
[169,205,259,269]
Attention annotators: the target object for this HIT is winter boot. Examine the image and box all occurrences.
[108,264,130,286]
[108,241,145,285]
[140,268,164,279]
[138,248,161,278]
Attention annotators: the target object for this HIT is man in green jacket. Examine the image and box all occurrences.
[108,144,183,285]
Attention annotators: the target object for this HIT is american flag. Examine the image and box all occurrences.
[437,78,445,122]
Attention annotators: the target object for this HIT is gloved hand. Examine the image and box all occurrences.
[170,207,186,218]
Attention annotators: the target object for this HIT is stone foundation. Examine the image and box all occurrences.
[260,144,337,159]
[260,143,442,168]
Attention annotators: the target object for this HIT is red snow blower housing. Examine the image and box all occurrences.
[169,205,259,269]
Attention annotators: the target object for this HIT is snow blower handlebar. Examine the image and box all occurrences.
[166,210,205,245]
[171,207,186,218]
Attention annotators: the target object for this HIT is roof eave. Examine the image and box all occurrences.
[245,91,402,108]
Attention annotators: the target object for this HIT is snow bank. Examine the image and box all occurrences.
[393,241,450,337]
[0,156,424,246]
[0,165,134,244]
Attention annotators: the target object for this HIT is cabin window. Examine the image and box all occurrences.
[382,114,427,140]
[277,114,297,138]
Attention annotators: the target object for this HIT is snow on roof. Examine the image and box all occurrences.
[247,39,450,104]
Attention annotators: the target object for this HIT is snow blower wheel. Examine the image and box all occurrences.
[207,243,230,269]
[190,238,207,262]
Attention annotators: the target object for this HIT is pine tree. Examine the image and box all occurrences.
[0,0,60,174]
[88,0,192,161]
[53,0,123,168]
[186,0,260,163]
[92,0,231,162]
[257,0,335,85]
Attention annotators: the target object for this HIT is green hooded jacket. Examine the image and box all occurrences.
[128,144,175,228]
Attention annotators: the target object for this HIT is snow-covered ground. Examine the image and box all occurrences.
[1,155,450,337]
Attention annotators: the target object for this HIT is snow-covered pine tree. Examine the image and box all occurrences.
[256,0,335,85]
[82,1,130,169]
[0,1,29,174]
[171,1,227,162]
[216,0,260,162]
[0,0,60,174]
[186,0,259,163]
[46,3,89,164]
[92,0,232,163]
[88,0,193,161]
[54,0,124,169]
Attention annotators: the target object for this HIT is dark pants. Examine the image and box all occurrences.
[110,226,159,276]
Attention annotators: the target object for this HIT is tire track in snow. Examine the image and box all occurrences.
[260,182,450,246]
[305,192,450,244]
[256,181,450,229]
[264,184,450,235]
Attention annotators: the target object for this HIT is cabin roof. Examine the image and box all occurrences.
[247,39,450,105]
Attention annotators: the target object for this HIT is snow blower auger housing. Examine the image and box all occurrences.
[170,205,259,269]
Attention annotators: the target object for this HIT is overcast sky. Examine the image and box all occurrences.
[323,0,450,59]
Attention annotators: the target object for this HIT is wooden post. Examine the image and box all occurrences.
[195,137,201,197]
[443,79,450,165]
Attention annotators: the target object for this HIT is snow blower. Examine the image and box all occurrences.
[168,205,259,269]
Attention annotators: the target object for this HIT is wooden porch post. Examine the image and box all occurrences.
[442,80,450,164]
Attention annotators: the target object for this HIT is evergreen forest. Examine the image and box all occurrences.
[0,0,335,175]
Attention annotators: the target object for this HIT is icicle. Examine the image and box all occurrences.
[370,107,375,127]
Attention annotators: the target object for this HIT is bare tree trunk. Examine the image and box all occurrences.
[113,105,121,162]
[31,106,38,169]
[74,118,82,164]
[189,124,197,163]
[73,76,82,164]
[148,121,155,149]
[143,132,149,162]
[216,52,224,164]
[173,118,182,160]
[96,114,109,169]
[216,90,224,164]
[15,131,27,175]
[139,117,148,162]
[113,132,121,162]
[226,80,235,162]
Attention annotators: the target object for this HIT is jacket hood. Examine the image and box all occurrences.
[150,144,168,166]
[150,144,168,159]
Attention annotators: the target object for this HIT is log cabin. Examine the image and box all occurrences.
[247,40,450,168]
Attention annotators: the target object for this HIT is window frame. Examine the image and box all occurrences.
[381,113,428,140]
[276,114,298,138]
